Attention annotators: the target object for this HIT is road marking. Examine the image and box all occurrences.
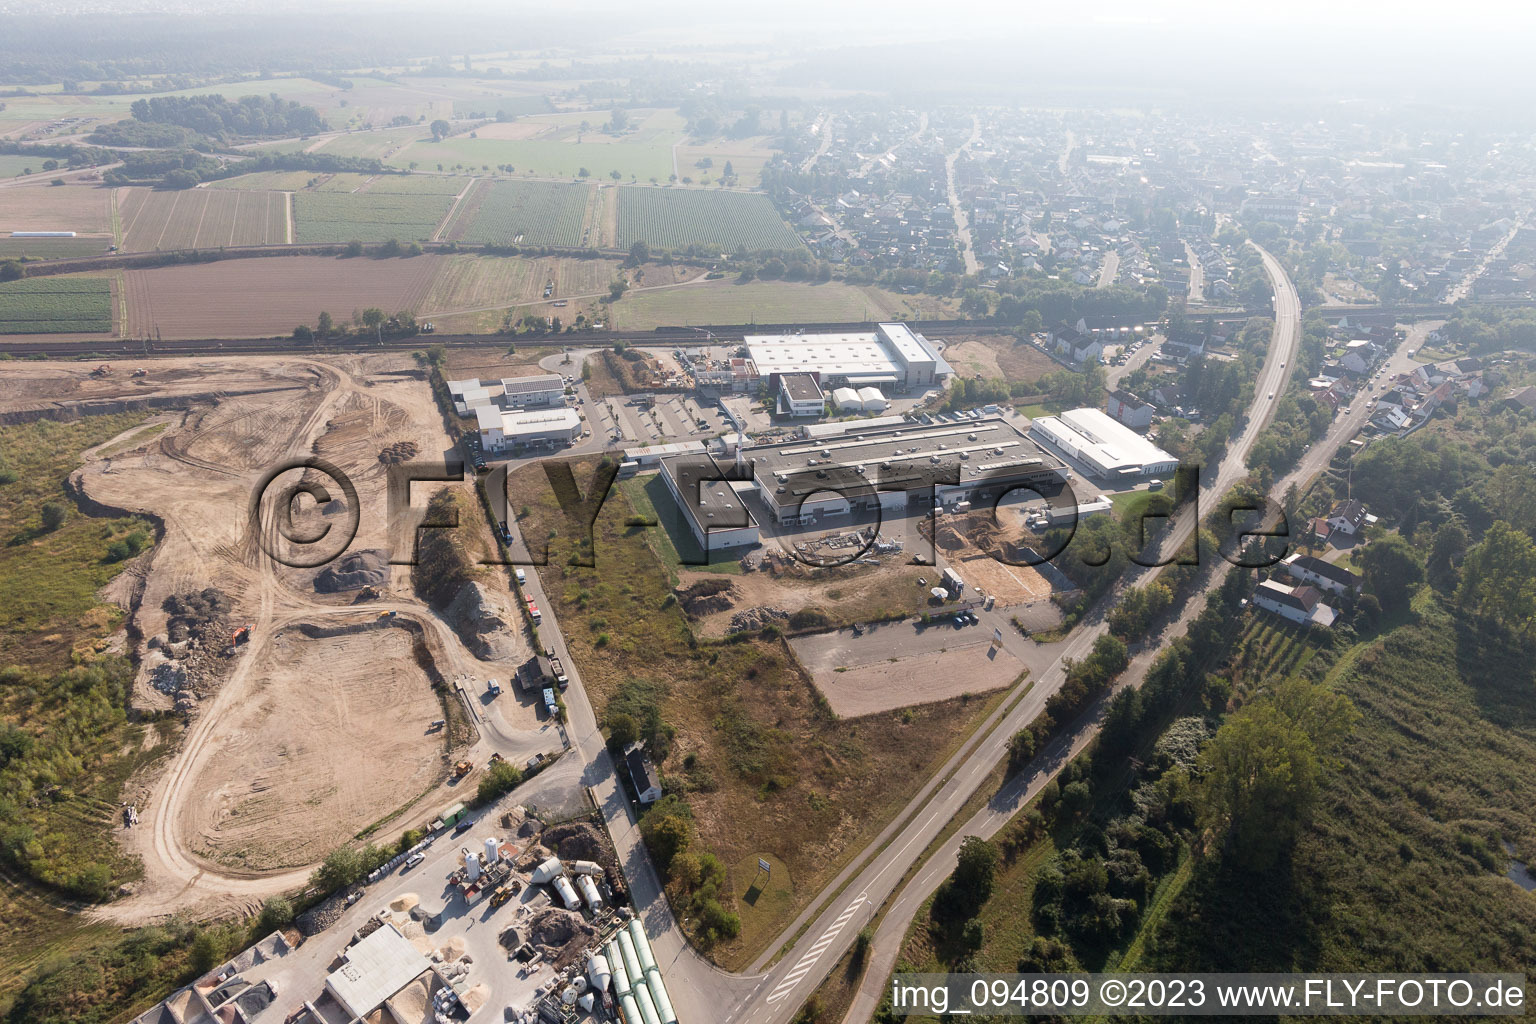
[765,891,867,1003]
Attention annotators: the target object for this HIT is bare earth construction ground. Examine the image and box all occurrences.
[0,353,543,923]
[182,619,444,870]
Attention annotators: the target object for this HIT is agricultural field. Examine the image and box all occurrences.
[606,278,949,329]
[0,155,52,177]
[419,253,623,330]
[0,184,114,239]
[330,173,469,195]
[442,179,591,247]
[0,235,111,259]
[0,277,113,333]
[292,190,453,242]
[385,109,686,182]
[305,124,431,161]
[615,186,801,252]
[118,187,289,250]
[674,136,781,188]
[204,169,323,191]
[119,254,442,338]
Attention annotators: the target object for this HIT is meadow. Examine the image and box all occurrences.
[0,277,112,333]
[614,186,801,252]
[385,109,687,182]
[292,190,454,242]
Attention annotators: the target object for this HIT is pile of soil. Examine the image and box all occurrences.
[676,578,735,618]
[444,581,521,660]
[315,548,391,593]
[163,588,232,643]
[526,908,597,969]
[378,440,420,464]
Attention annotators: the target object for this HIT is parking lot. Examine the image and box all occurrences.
[586,391,734,446]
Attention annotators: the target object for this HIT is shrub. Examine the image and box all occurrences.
[476,760,523,804]
[40,500,66,531]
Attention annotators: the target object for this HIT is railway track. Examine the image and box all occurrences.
[0,319,1002,359]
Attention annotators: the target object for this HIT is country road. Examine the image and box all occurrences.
[946,116,981,276]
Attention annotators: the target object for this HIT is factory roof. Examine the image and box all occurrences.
[325,924,430,1018]
[1032,408,1177,474]
[499,373,565,395]
[746,416,1065,504]
[746,331,901,378]
[660,454,758,535]
[502,407,581,435]
[779,372,825,402]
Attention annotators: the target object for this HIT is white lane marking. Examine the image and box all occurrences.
[765,891,868,1003]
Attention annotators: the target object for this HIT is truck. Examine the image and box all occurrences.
[514,567,527,585]
[546,650,569,688]
[942,567,965,596]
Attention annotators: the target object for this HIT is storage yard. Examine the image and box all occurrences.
[127,804,679,1024]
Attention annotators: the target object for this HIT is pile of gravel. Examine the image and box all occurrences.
[315,549,391,593]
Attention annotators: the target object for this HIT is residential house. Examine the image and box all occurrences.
[1281,553,1362,595]
[1106,389,1156,430]
[1326,499,1376,536]
[1254,579,1338,627]
[1048,321,1104,366]
[625,747,662,805]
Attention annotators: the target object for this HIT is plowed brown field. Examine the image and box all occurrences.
[122,255,444,338]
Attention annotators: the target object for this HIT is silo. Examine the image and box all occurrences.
[553,875,580,910]
[646,966,679,1024]
[634,980,663,1024]
[629,919,658,975]
[607,941,632,997]
[617,928,643,986]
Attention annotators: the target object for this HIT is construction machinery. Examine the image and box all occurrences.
[453,760,473,779]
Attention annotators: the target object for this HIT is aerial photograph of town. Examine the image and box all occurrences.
[0,1,1534,1022]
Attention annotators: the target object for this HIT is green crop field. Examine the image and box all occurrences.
[614,187,801,253]
[0,278,112,334]
[446,179,589,247]
[292,191,454,242]
[449,95,553,118]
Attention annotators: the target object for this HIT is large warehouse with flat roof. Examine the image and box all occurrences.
[1029,407,1179,479]
[656,417,1071,543]
[745,322,952,390]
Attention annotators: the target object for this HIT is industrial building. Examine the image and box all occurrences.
[745,322,952,390]
[1029,407,1179,480]
[652,416,1066,528]
[776,372,826,418]
[324,923,432,1019]
[658,453,761,553]
[751,416,1068,524]
[476,406,582,452]
[499,373,566,409]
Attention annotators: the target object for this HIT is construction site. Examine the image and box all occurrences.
[0,353,558,923]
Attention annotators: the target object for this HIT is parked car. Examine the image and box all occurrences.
[404,852,426,870]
